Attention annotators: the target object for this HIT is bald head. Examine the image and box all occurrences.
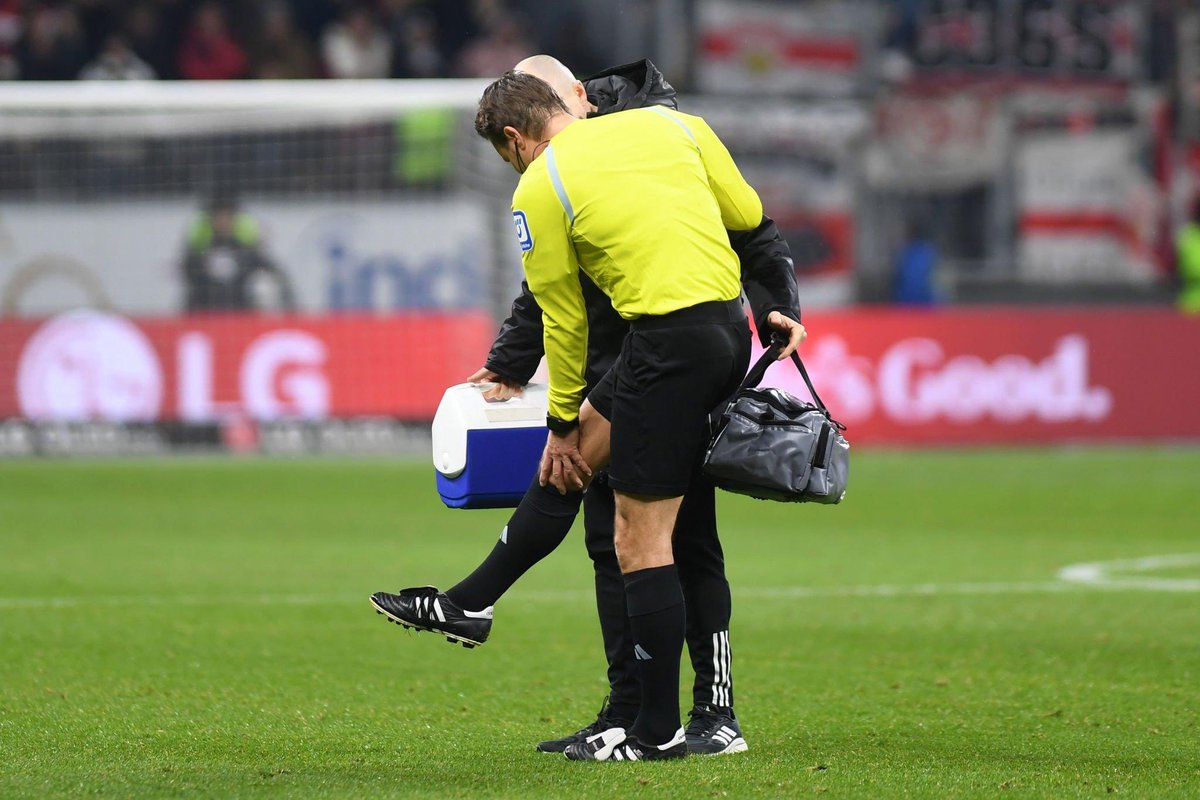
[514,54,593,118]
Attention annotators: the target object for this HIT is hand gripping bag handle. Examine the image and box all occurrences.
[731,332,844,431]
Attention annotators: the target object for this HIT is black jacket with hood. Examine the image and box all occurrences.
[484,58,801,391]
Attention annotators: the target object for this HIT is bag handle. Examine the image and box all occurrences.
[734,333,845,431]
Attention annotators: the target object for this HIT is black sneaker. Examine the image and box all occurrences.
[685,705,747,755]
[536,696,633,754]
[369,587,492,648]
[563,727,687,762]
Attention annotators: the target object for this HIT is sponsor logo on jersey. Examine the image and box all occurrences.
[513,210,533,252]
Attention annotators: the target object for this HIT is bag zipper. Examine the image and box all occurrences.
[812,422,831,469]
[727,409,815,428]
[737,389,824,420]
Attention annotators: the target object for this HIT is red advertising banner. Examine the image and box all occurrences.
[0,311,495,422]
[1,308,1198,446]
[752,308,1200,445]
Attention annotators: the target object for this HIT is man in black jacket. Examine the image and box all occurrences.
[371,56,802,757]
[182,192,297,313]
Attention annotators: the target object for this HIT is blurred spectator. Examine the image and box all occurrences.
[182,192,297,313]
[321,5,391,79]
[879,0,919,85]
[424,0,478,69]
[288,0,339,51]
[80,32,156,80]
[462,0,505,39]
[1177,198,1200,315]
[1146,0,1177,85]
[178,1,248,80]
[454,15,533,78]
[17,4,87,80]
[126,1,184,80]
[73,0,118,57]
[389,7,445,78]
[892,219,941,306]
[0,0,23,79]
[882,0,920,56]
[254,1,317,79]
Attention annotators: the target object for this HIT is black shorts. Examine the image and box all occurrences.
[588,298,750,497]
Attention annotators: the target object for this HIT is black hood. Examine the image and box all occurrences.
[581,58,677,117]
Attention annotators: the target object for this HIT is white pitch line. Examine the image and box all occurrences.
[512,581,1078,602]
[1056,553,1200,592]
[2,555,1198,613]
[0,592,361,611]
[737,581,1075,599]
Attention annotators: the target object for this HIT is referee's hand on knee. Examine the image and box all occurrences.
[539,429,591,494]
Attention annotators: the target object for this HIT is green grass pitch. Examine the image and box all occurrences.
[1,449,1197,798]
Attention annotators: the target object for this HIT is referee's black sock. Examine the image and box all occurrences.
[445,476,583,612]
[624,564,685,746]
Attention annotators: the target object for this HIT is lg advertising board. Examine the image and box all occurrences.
[0,311,495,424]
[1,308,1197,448]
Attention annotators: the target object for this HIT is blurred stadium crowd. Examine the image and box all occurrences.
[0,1,1185,90]
[0,0,603,82]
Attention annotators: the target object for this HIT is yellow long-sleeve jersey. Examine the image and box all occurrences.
[511,106,763,422]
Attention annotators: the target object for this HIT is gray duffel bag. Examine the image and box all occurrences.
[703,339,849,504]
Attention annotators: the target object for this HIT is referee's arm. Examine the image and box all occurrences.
[687,111,806,357]
[688,114,763,232]
[514,178,589,427]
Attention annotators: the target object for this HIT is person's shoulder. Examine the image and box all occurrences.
[656,107,711,129]
[623,106,712,144]
[586,106,676,134]
[621,105,708,128]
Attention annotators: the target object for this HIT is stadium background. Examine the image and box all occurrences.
[1,2,1199,798]
[1,0,1197,452]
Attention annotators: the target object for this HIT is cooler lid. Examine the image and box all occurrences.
[431,382,548,477]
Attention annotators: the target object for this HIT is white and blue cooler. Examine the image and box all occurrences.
[431,383,548,509]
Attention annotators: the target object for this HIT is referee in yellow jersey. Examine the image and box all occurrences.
[472,71,802,762]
